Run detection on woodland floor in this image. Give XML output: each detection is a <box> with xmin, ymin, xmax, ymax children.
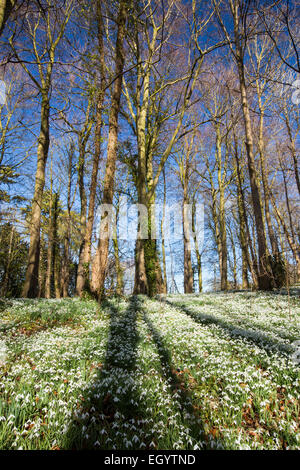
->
<box><xmin>0</xmin><ymin>291</ymin><xmax>299</xmax><ymax>450</ymax></box>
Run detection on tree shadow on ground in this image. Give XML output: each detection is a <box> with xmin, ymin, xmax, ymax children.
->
<box><xmin>163</xmin><ymin>298</ymin><xmax>300</xmax><ymax>450</ymax></box>
<box><xmin>166</xmin><ymin>299</ymin><xmax>295</xmax><ymax>356</ymax></box>
<box><xmin>62</xmin><ymin>295</ymin><xmax>224</xmax><ymax>450</ymax></box>
<box><xmin>138</xmin><ymin>297</ymin><xmax>224</xmax><ymax>450</ymax></box>
<box><xmin>63</xmin><ymin>296</ymin><xmax>145</xmax><ymax>449</ymax></box>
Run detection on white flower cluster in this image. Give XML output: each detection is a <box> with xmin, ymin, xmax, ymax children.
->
<box><xmin>0</xmin><ymin>293</ymin><xmax>299</xmax><ymax>450</ymax></box>
<box><xmin>0</xmin><ymin>340</ymin><xmax>7</xmax><ymax>366</ymax></box>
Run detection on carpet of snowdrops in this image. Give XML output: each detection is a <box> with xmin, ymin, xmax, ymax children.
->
<box><xmin>0</xmin><ymin>292</ymin><xmax>299</xmax><ymax>450</ymax></box>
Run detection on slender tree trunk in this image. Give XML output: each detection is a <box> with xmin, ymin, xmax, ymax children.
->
<box><xmin>92</xmin><ymin>0</ymin><xmax>127</xmax><ymax>300</ymax></box>
<box><xmin>183</xmin><ymin>189</ymin><xmax>193</xmax><ymax>294</ymax></box>
<box><xmin>76</xmin><ymin>0</ymin><xmax>106</xmax><ymax>297</ymax></box>
<box><xmin>257</xmin><ymin>96</ymin><xmax>279</xmax><ymax>261</ymax></box>
<box><xmin>210</xmin><ymin>186</ymin><xmax>224</xmax><ymax>289</ymax></box>
<box><xmin>112</xmin><ymin>198</ymin><xmax>124</xmax><ymax>296</ymax></box>
<box><xmin>45</xmin><ymin>187</ymin><xmax>54</xmax><ymax>299</ymax></box>
<box><xmin>215</xmin><ymin>126</ymin><xmax>228</xmax><ymax>291</ymax></box>
<box><xmin>217</xmin><ymin>147</ymin><xmax>227</xmax><ymax>289</ymax></box>
<box><xmin>161</xmin><ymin>237</ymin><xmax>167</xmax><ymax>293</ymax></box>
<box><xmin>229</xmin><ymin>0</ymin><xmax>272</xmax><ymax>290</ymax></box>
<box><xmin>230</xmin><ymin>228</ymin><xmax>237</xmax><ymax>289</ymax></box>
<box><xmin>237</xmin><ymin>60</ymin><xmax>272</xmax><ymax>289</ymax></box>
<box><xmin>133</xmin><ymin>179</ymin><xmax>148</xmax><ymax>294</ymax></box>
<box><xmin>113</xmin><ymin>237</ymin><xmax>124</xmax><ymax>296</ymax></box>
<box><xmin>38</xmin><ymin>231</ymin><xmax>46</xmax><ymax>298</ymax></box>
<box><xmin>192</xmin><ymin>198</ymin><xmax>202</xmax><ymax>292</ymax></box>
<box><xmin>161</xmin><ymin>168</ymin><xmax>167</xmax><ymax>293</ymax></box>
<box><xmin>53</xmin><ymin>194</ymin><xmax>61</xmax><ymax>298</ymax></box>
<box><xmin>80</xmin><ymin>96</ymin><xmax>103</xmax><ymax>291</ymax></box>
<box><xmin>234</xmin><ymin>138</ymin><xmax>258</xmax><ymax>288</ymax></box>
<box><xmin>238</xmin><ymin>193</ymin><xmax>250</xmax><ymax>290</ymax></box>
<box><xmin>75</xmin><ymin>138</ymin><xmax>88</xmax><ymax>295</ymax></box>
<box><xmin>236</xmin><ymin>172</ymin><xmax>249</xmax><ymax>289</ymax></box>
<box><xmin>22</xmin><ymin>94</ymin><xmax>50</xmax><ymax>297</ymax></box>
<box><xmin>0</xmin><ymin>225</ymin><xmax>14</xmax><ymax>296</ymax></box>
<box><xmin>61</xmin><ymin>222</ymin><xmax>70</xmax><ymax>297</ymax></box>
<box><xmin>61</xmin><ymin>147</ymin><xmax>72</xmax><ymax>298</ymax></box>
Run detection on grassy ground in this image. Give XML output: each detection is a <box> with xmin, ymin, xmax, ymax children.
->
<box><xmin>0</xmin><ymin>292</ymin><xmax>299</xmax><ymax>450</ymax></box>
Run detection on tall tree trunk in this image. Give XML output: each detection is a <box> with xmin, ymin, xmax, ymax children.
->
<box><xmin>133</xmin><ymin>35</ymin><xmax>152</xmax><ymax>296</ymax></box>
<box><xmin>38</xmin><ymin>230</ymin><xmax>46</xmax><ymax>298</ymax></box>
<box><xmin>144</xmin><ymin>230</ymin><xmax>165</xmax><ymax>296</ymax></box>
<box><xmin>229</xmin><ymin>0</ymin><xmax>272</xmax><ymax>290</ymax></box>
<box><xmin>210</xmin><ymin>183</ymin><xmax>227</xmax><ymax>290</ymax></box>
<box><xmin>237</xmin><ymin>64</ymin><xmax>271</xmax><ymax>289</ymax></box>
<box><xmin>143</xmin><ymin>161</ymin><xmax>165</xmax><ymax>297</ymax></box>
<box><xmin>134</xmin><ymin>238</ymin><xmax>148</xmax><ymax>295</ymax></box>
<box><xmin>22</xmin><ymin>94</ymin><xmax>50</xmax><ymax>297</ymax></box>
<box><xmin>238</xmin><ymin>190</ymin><xmax>250</xmax><ymax>290</ymax></box>
<box><xmin>112</xmin><ymin>198</ymin><xmax>124</xmax><ymax>296</ymax></box>
<box><xmin>219</xmin><ymin>211</ymin><xmax>227</xmax><ymax>290</ymax></box>
<box><xmin>45</xmin><ymin>186</ymin><xmax>54</xmax><ymax>299</ymax></box>
<box><xmin>61</xmin><ymin>231</ymin><xmax>70</xmax><ymax>298</ymax></box>
<box><xmin>192</xmin><ymin>199</ymin><xmax>202</xmax><ymax>293</ymax></box>
<box><xmin>236</xmin><ymin>171</ymin><xmax>249</xmax><ymax>289</ymax></box>
<box><xmin>257</xmin><ymin>93</ymin><xmax>279</xmax><ymax>262</ymax></box>
<box><xmin>161</xmin><ymin>236</ymin><xmax>167</xmax><ymax>293</ymax></box>
<box><xmin>216</xmin><ymin>129</ymin><xmax>228</xmax><ymax>291</ymax></box>
<box><xmin>229</xmin><ymin>227</ymin><xmax>237</xmax><ymax>289</ymax></box>
<box><xmin>61</xmin><ymin>146</ymin><xmax>72</xmax><ymax>298</ymax></box>
<box><xmin>76</xmin><ymin>0</ymin><xmax>105</xmax><ymax>296</ymax></box>
<box><xmin>52</xmin><ymin>194</ymin><xmax>61</xmax><ymax>298</ymax></box>
<box><xmin>183</xmin><ymin>190</ymin><xmax>193</xmax><ymax>294</ymax></box>
<box><xmin>234</xmin><ymin>138</ymin><xmax>258</xmax><ymax>288</ymax></box>
<box><xmin>113</xmin><ymin>234</ymin><xmax>124</xmax><ymax>296</ymax></box>
<box><xmin>0</xmin><ymin>225</ymin><xmax>14</xmax><ymax>296</ymax></box>
<box><xmin>75</xmin><ymin>137</ymin><xmax>88</xmax><ymax>295</ymax></box>
<box><xmin>133</xmin><ymin>169</ymin><xmax>149</xmax><ymax>294</ymax></box>
<box><xmin>161</xmin><ymin>168</ymin><xmax>167</xmax><ymax>293</ymax></box>
<box><xmin>92</xmin><ymin>0</ymin><xmax>127</xmax><ymax>300</ymax></box>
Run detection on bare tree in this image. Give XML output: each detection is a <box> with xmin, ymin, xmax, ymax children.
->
<box><xmin>7</xmin><ymin>0</ymin><xmax>75</xmax><ymax>297</ymax></box>
<box><xmin>213</xmin><ymin>0</ymin><xmax>273</xmax><ymax>289</ymax></box>
<box><xmin>91</xmin><ymin>0</ymin><xmax>127</xmax><ymax>300</ymax></box>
